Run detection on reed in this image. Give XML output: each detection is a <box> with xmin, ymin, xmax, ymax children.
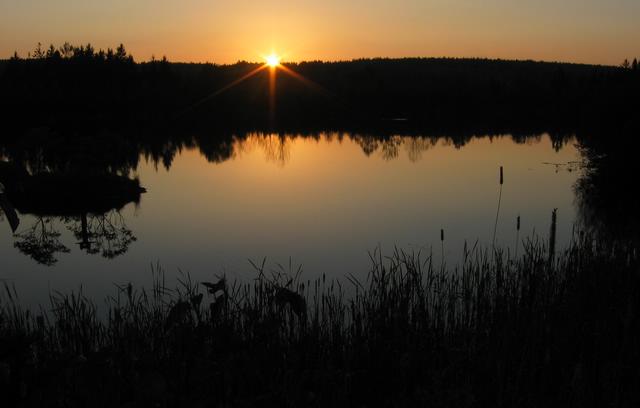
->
<box><xmin>492</xmin><ymin>166</ymin><xmax>504</xmax><ymax>248</ymax></box>
<box><xmin>1</xmin><ymin>234</ymin><xmax>639</xmax><ymax>407</ymax></box>
<box><xmin>514</xmin><ymin>214</ymin><xmax>521</xmax><ymax>258</ymax></box>
<box><xmin>549</xmin><ymin>208</ymin><xmax>558</xmax><ymax>263</ymax></box>
<box><xmin>440</xmin><ymin>228</ymin><xmax>445</xmax><ymax>271</ymax></box>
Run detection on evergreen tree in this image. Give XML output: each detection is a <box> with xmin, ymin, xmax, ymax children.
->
<box><xmin>85</xmin><ymin>43</ymin><xmax>95</xmax><ymax>59</ymax></box>
<box><xmin>32</xmin><ymin>42</ymin><xmax>44</xmax><ymax>59</ymax></box>
<box><xmin>115</xmin><ymin>44</ymin><xmax>128</xmax><ymax>61</ymax></box>
<box><xmin>46</xmin><ymin>44</ymin><xmax>60</xmax><ymax>59</ymax></box>
<box><xmin>60</xmin><ymin>42</ymin><xmax>74</xmax><ymax>58</ymax></box>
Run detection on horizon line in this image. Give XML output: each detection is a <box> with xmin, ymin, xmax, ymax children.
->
<box><xmin>0</xmin><ymin>53</ymin><xmax>622</xmax><ymax>68</ymax></box>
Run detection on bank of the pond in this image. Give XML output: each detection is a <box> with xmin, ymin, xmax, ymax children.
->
<box><xmin>1</xmin><ymin>236</ymin><xmax>639</xmax><ymax>407</ymax></box>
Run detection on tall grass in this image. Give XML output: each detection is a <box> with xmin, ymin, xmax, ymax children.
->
<box><xmin>1</xmin><ymin>234</ymin><xmax>639</xmax><ymax>407</ymax></box>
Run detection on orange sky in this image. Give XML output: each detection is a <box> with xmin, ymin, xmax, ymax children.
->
<box><xmin>1</xmin><ymin>0</ymin><xmax>639</xmax><ymax>65</ymax></box>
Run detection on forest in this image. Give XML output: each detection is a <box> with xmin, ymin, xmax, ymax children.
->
<box><xmin>1</xmin><ymin>43</ymin><xmax>639</xmax><ymax>136</ymax></box>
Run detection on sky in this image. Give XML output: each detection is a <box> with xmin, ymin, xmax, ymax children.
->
<box><xmin>0</xmin><ymin>0</ymin><xmax>638</xmax><ymax>65</ymax></box>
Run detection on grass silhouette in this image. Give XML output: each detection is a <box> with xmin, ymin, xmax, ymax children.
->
<box><xmin>1</xmin><ymin>232</ymin><xmax>639</xmax><ymax>407</ymax></box>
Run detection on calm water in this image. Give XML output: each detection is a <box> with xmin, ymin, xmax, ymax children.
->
<box><xmin>1</xmin><ymin>132</ymin><xmax>582</xmax><ymax>306</ymax></box>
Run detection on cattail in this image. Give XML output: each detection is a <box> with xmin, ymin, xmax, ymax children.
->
<box><xmin>549</xmin><ymin>208</ymin><xmax>557</xmax><ymax>262</ymax></box>
<box><xmin>440</xmin><ymin>229</ymin><xmax>445</xmax><ymax>272</ymax></box>
<box><xmin>514</xmin><ymin>215</ymin><xmax>521</xmax><ymax>259</ymax></box>
<box><xmin>492</xmin><ymin>166</ymin><xmax>504</xmax><ymax>248</ymax></box>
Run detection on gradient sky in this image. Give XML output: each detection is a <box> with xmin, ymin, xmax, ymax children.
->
<box><xmin>1</xmin><ymin>0</ymin><xmax>638</xmax><ymax>65</ymax></box>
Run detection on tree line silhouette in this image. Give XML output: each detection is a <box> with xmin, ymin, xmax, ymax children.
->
<box><xmin>1</xmin><ymin>42</ymin><xmax>639</xmax><ymax>134</ymax></box>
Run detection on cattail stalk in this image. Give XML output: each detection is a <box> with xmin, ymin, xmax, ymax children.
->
<box><xmin>492</xmin><ymin>166</ymin><xmax>504</xmax><ymax>249</ymax></box>
<box><xmin>514</xmin><ymin>215</ymin><xmax>521</xmax><ymax>259</ymax></box>
<box><xmin>549</xmin><ymin>208</ymin><xmax>557</xmax><ymax>263</ymax></box>
<box><xmin>440</xmin><ymin>229</ymin><xmax>445</xmax><ymax>272</ymax></box>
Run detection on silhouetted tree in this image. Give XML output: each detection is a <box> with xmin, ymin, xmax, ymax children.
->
<box><xmin>31</xmin><ymin>42</ymin><xmax>44</xmax><ymax>59</ymax></box>
<box><xmin>46</xmin><ymin>44</ymin><xmax>60</xmax><ymax>59</ymax></box>
<box><xmin>115</xmin><ymin>43</ymin><xmax>133</xmax><ymax>63</ymax></box>
<box><xmin>60</xmin><ymin>42</ymin><xmax>74</xmax><ymax>58</ymax></box>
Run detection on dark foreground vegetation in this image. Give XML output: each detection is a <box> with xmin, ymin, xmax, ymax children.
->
<box><xmin>1</xmin><ymin>235</ymin><xmax>639</xmax><ymax>407</ymax></box>
<box><xmin>1</xmin><ymin>43</ymin><xmax>639</xmax><ymax>134</ymax></box>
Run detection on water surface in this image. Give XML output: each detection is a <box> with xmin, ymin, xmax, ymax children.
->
<box><xmin>0</xmin><ymin>132</ymin><xmax>582</xmax><ymax>305</ymax></box>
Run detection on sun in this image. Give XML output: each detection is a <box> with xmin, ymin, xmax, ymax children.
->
<box><xmin>265</xmin><ymin>53</ymin><xmax>281</xmax><ymax>68</ymax></box>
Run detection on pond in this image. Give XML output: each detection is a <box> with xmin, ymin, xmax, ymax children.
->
<box><xmin>1</xmin><ymin>131</ymin><xmax>583</xmax><ymax>306</ymax></box>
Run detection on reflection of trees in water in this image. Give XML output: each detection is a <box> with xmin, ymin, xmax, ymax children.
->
<box><xmin>11</xmin><ymin>210</ymin><xmax>135</xmax><ymax>266</ymax></box>
<box><xmin>509</xmin><ymin>133</ymin><xmax>543</xmax><ymax>146</ymax></box>
<box><xmin>404</xmin><ymin>137</ymin><xmax>438</xmax><ymax>162</ymax></box>
<box><xmin>352</xmin><ymin>135</ymin><xmax>404</xmax><ymax>160</ymax></box>
<box><xmin>318</xmin><ymin>131</ymin><xmax>345</xmax><ymax>145</ymax></box>
<box><xmin>142</xmin><ymin>139</ymin><xmax>191</xmax><ymax>171</ymax></box>
<box><xmin>2</xmin><ymin>130</ymin><xmax>143</xmax><ymax>176</ymax></box>
<box><xmin>235</xmin><ymin>133</ymin><xmax>293</xmax><ymax>166</ymax></box>
<box><xmin>353</xmin><ymin>135</ymin><xmax>438</xmax><ymax>162</ymax></box>
<box><xmin>353</xmin><ymin>136</ymin><xmax>379</xmax><ymax>157</ymax></box>
<box><xmin>220</xmin><ymin>131</ymin><xmax>440</xmax><ymax>165</ymax></box>
<box><xmin>13</xmin><ymin>217</ymin><xmax>70</xmax><ymax>266</ymax></box>
<box><xmin>2</xmin><ymin>129</ymin><xmax>578</xmax><ymax>174</ymax></box>
<box><xmin>197</xmin><ymin>137</ymin><xmax>234</xmax><ymax>164</ymax></box>
<box><xmin>66</xmin><ymin>210</ymin><xmax>136</xmax><ymax>259</ymax></box>
<box><xmin>350</xmin><ymin>132</ymin><xmax>576</xmax><ymax>162</ymax></box>
<box><xmin>574</xmin><ymin>141</ymin><xmax>640</xmax><ymax>244</ymax></box>
<box><xmin>233</xmin><ymin>131</ymin><xmax>445</xmax><ymax>165</ymax></box>
<box><xmin>509</xmin><ymin>132</ymin><xmax>575</xmax><ymax>152</ymax></box>
<box><xmin>379</xmin><ymin>136</ymin><xmax>403</xmax><ymax>161</ymax></box>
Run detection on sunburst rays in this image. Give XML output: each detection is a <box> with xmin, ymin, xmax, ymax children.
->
<box><xmin>178</xmin><ymin>55</ymin><xmax>330</xmax><ymax>124</ymax></box>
